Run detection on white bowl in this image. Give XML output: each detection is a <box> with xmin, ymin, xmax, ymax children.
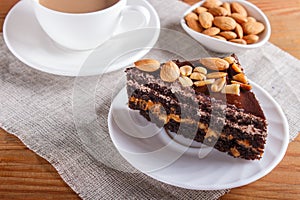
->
<box><xmin>181</xmin><ymin>0</ymin><xmax>271</xmax><ymax>53</ymax></box>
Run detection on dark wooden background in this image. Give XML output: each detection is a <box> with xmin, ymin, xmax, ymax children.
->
<box><xmin>0</xmin><ymin>0</ymin><xmax>299</xmax><ymax>199</ymax></box>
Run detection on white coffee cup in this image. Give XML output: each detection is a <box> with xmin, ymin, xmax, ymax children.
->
<box><xmin>32</xmin><ymin>0</ymin><xmax>151</xmax><ymax>50</ymax></box>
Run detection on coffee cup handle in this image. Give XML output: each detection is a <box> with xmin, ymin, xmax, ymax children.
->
<box><xmin>113</xmin><ymin>5</ymin><xmax>151</xmax><ymax>36</ymax></box>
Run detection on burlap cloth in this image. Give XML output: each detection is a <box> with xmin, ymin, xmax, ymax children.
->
<box><xmin>0</xmin><ymin>0</ymin><xmax>299</xmax><ymax>199</ymax></box>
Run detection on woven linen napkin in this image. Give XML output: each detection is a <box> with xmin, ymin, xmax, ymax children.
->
<box><xmin>0</xmin><ymin>0</ymin><xmax>299</xmax><ymax>200</ymax></box>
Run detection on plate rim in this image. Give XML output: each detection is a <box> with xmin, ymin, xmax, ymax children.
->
<box><xmin>3</xmin><ymin>0</ymin><xmax>161</xmax><ymax>76</ymax></box>
<box><xmin>108</xmin><ymin>80</ymin><xmax>289</xmax><ymax>190</ymax></box>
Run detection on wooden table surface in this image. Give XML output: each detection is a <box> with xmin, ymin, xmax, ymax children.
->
<box><xmin>0</xmin><ymin>0</ymin><xmax>299</xmax><ymax>199</ymax></box>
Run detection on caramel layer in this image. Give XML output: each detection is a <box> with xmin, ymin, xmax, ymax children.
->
<box><xmin>129</xmin><ymin>97</ymin><xmax>256</xmax><ymax>150</ymax></box>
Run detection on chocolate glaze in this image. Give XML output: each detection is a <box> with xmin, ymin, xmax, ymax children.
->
<box><xmin>173</xmin><ymin>56</ymin><xmax>266</xmax><ymax>119</ymax></box>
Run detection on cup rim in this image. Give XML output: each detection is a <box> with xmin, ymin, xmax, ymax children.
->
<box><xmin>33</xmin><ymin>0</ymin><xmax>124</xmax><ymax>16</ymax></box>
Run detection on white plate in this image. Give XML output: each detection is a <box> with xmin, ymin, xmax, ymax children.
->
<box><xmin>108</xmin><ymin>81</ymin><xmax>289</xmax><ymax>190</ymax></box>
<box><xmin>3</xmin><ymin>0</ymin><xmax>160</xmax><ymax>76</ymax></box>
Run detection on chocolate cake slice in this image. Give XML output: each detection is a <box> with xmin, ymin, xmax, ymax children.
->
<box><xmin>125</xmin><ymin>54</ymin><xmax>267</xmax><ymax>160</ymax></box>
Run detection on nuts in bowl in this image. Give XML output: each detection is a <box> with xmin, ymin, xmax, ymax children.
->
<box><xmin>181</xmin><ymin>0</ymin><xmax>271</xmax><ymax>53</ymax></box>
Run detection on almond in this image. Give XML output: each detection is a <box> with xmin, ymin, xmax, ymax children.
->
<box><xmin>179</xmin><ymin>77</ymin><xmax>193</xmax><ymax>87</ymax></box>
<box><xmin>222</xmin><ymin>2</ymin><xmax>231</xmax><ymax>15</ymax></box>
<box><xmin>231</xmin><ymin>63</ymin><xmax>242</xmax><ymax>73</ymax></box>
<box><xmin>160</xmin><ymin>61</ymin><xmax>180</xmax><ymax>82</ymax></box>
<box><xmin>231</xmin><ymin>2</ymin><xmax>248</xmax><ymax>17</ymax></box>
<box><xmin>134</xmin><ymin>59</ymin><xmax>160</xmax><ymax>72</ymax></box>
<box><xmin>185</xmin><ymin>13</ymin><xmax>204</xmax><ymax>33</ymax></box>
<box><xmin>230</xmin><ymin>38</ymin><xmax>247</xmax><ymax>45</ymax></box>
<box><xmin>184</xmin><ymin>12</ymin><xmax>198</xmax><ymax>21</ymax></box>
<box><xmin>233</xmin><ymin>73</ymin><xmax>248</xmax><ymax>84</ymax></box>
<box><xmin>193</xmin><ymin>66</ymin><xmax>207</xmax><ymax>74</ymax></box>
<box><xmin>190</xmin><ymin>72</ymin><xmax>206</xmax><ymax>81</ymax></box>
<box><xmin>219</xmin><ymin>31</ymin><xmax>237</xmax><ymax>40</ymax></box>
<box><xmin>235</xmin><ymin>23</ymin><xmax>243</xmax><ymax>39</ymax></box>
<box><xmin>231</xmin><ymin>80</ymin><xmax>252</xmax><ymax>91</ymax></box>
<box><xmin>230</xmin><ymin>13</ymin><xmax>248</xmax><ymax>24</ymax></box>
<box><xmin>202</xmin><ymin>0</ymin><xmax>223</xmax><ymax>9</ymax></box>
<box><xmin>180</xmin><ymin>65</ymin><xmax>193</xmax><ymax>76</ymax></box>
<box><xmin>200</xmin><ymin>57</ymin><xmax>230</xmax><ymax>71</ymax></box>
<box><xmin>247</xmin><ymin>16</ymin><xmax>257</xmax><ymax>23</ymax></box>
<box><xmin>212</xmin><ymin>35</ymin><xmax>227</xmax><ymax>41</ymax></box>
<box><xmin>240</xmin><ymin>84</ymin><xmax>252</xmax><ymax>91</ymax></box>
<box><xmin>194</xmin><ymin>6</ymin><xmax>208</xmax><ymax>14</ymax></box>
<box><xmin>199</xmin><ymin>12</ymin><xmax>214</xmax><ymax>29</ymax></box>
<box><xmin>223</xmin><ymin>56</ymin><xmax>236</xmax><ymax>65</ymax></box>
<box><xmin>214</xmin><ymin>16</ymin><xmax>237</xmax><ymax>31</ymax></box>
<box><xmin>243</xmin><ymin>34</ymin><xmax>259</xmax><ymax>44</ymax></box>
<box><xmin>243</xmin><ymin>21</ymin><xmax>265</xmax><ymax>35</ymax></box>
<box><xmin>202</xmin><ymin>27</ymin><xmax>220</xmax><ymax>36</ymax></box>
<box><xmin>208</xmin><ymin>7</ymin><xmax>228</xmax><ymax>16</ymax></box>
<box><xmin>211</xmin><ymin>77</ymin><xmax>226</xmax><ymax>92</ymax></box>
<box><xmin>206</xmin><ymin>72</ymin><xmax>228</xmax><ymax>79</ymax></box>
<box><xmin>221</xmin><ymin>84</ymin><xmax>241</xmax><ymax>95</ymax></box>
<box><xmin>187</xmin><ymin>19</ymin><xmax>204</xmax><ymax>33</ymax></box>
<box><xmin>194</xmin><ymin>79</ymin><xmax>215</xmax><ymax>87</ymax></box>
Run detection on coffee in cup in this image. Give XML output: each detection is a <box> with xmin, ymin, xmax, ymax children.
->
<box><xmin>33</xmin><ymin>0</ymin><xmax>150</xmax><ymax>50</ymax></box>
<box><xmin>38</xmin><ymin>0</ymin><xmax>119</xmax><ymax>14</ymax></box>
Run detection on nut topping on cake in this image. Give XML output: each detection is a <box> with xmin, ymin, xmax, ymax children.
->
<box><xmin>223</xmin><ymin>56</ymin><xmax>235</xmax><ymax>64</ymax></box>
<box><xmin>134</xmin><ymin>59</ymin><xmax>160</xmax><ymax>72</ymax></box>
<box><xmin>160</xmin><ymin>61</ymin><xmax>180</xmax><ymax>82</ymax></box>
<box><xmin>194</xmin><ymin>79</ymin><xmax>215</xmax><ymax>87</ymax></box>
<box><xmin>190</xmin><ymin>72</ymin><xmax>206</xmax><ymax>81</ymax></box>
<box><xmin>179</xmin><ymin>77</ymin><xmax>194</xmax><ymax>87</ymax></box>
<box><xmin>233</xmin><ymin>73</ymin><xmax>248</xmax><ymax>84</ymax></box>
<box><xmin>206</xmin><ymin>72</ymin><xmax>227</xmax><ymax>79</ymax></box>
<box><xmin>221</xmin><ymin>84</ymin><xmax>241</xmax><ymax>95</ymax></box>
<box><xmin>231</xmin><ymin>62</ymin><xmax>242</xmax><ymax>73</ymax></box>
<box><xmin>180</xmin><ymin>65</ymin><xmax>193</xmax><ymax>76</ymax></box>
<box><xmin>193</xmin><ymin>66</ymin><xmax>208</xmax><ymax>74</ymax></box>
<box><xmin>132</xmin><ymin>54</ymin><xmax>254</xmax><ymax>95</ymax></box>
<box><xmin>231</xmin><ymin>81</ymin><xmax>252</xmax><ymax>91</ymax></box>
<box><xmin>200</xmin><ymin>57</ymin><xmax>230</xmax><ymax>71</ymax></box>
<box><xmin>211</xmin><ymin>77</ymin><xmax>226</xmax><ymax>92</ymax></box>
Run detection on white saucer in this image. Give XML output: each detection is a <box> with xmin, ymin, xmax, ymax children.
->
<box><xmin>3</xmin><ymin>0</ymin><xmax>160</xmax><ymax>76</ymax></box>
<box><xmin>108</xmin><ymin>81</ymin><xmax>289</xmax><ymax>190</ymax></box>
